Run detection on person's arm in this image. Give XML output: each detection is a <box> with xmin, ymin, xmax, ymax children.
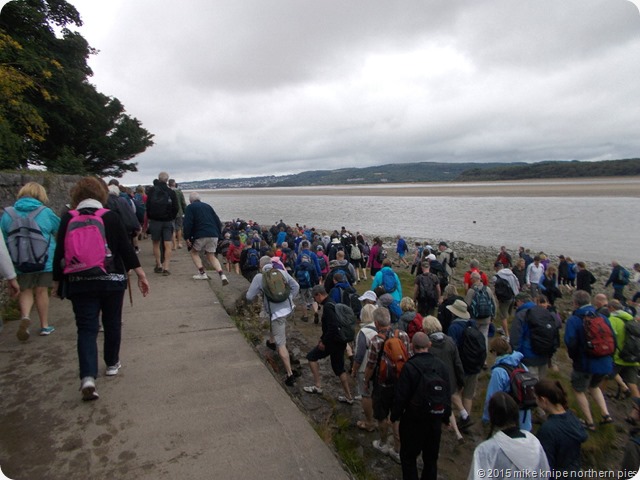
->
<box><xmin>133</xmin><ymin>266</ymin><xmax>149</xmax><ymax>297</ymax></box>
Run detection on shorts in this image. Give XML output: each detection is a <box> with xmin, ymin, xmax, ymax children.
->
<box><xmin>297</xmin><ymin>288</ymin><xmax>313</xmax><ymax>308</ymax></box>
<box><xmin>270</xmin><ymin>316</ymin><xmax>288</xmax><ymax>348</ymax></box>
<box><xmin>355</xmin><ymin>372</ymin><xmax>371</xmax><ymax>398</ymax></box>
<box><xmin>192</xmin><ymin>237</ymin><xmax>218</xmax><ymax>254</ymax></box>
<box><xmin>524</xmin><ymin>364</ymin><xmax>548</xmax><ymax>381</ymax></box>
<box><xmin>351</xmin><ymin>258</ymin><xmax>365</xmax><ymax>268</ymax></box>
<box><xmin>306</xmin><ymin>341</ymin><xmax>346</xmax><ymax>376</ymax></box>
<box><xmin>372</xmin><ymin>384</ymin><xmax>395</xmax><ymax>420</ymax></box>
<box><xmin>17</xmin><ymin>272</ymin><xmax>53</xmax><ymax>289</ymax></box>
<box><xmin>496</xmin><ymin>299</ymin><xmax>513</xmax><ymax>321</ymax></box>
<box><xmin>613</xmin><ymin>365</ymin><xmax>639</xmax><ymax>386</ymax></box>
<box><xmin>571</xmin><ymin>371</ymin><xmax>606</xmax><ymax>392</ymax></box>
<box><xmin>461</xmin><ymin>373</ymin><xmax>479</xmax><ymax>400</ymax></box>
<box><xmin>148</xmin><ymin>220</ymin><xmax>174</xmax><ymax>242</ymax></box>
<box><xmin>174</xmin><ymin>216</ymin><xmax>184</xmax><ymax>229</ymax></box>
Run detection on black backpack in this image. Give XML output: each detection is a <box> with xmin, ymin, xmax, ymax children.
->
<box><xmin>417</xmin><ymin>273</ymin><xmax>439</xmax><ymax>303</ymax></box>
<box><xmin>430</xmin><ymin>260</ymin><xmax>449</xmax><ymax>289</ymax></box>
<box><xmin>146</xmin><ymin>186</ymin><xmax>172</xmax><ymax>220</ymax></box>
<box><xmin>408</xmin><ymin>362</ymin><xmax>451</xmax><ymax>417</ymax></box>
<box><xmin>620</xmin><ymin>320</ymin><xmax>640</xmax><ymax>363</ymax></box>
<box><xmin>459</xmin><ymin>321</ymin><xmax>487</xmax><ymax>375</ymax></box>
<box><xmin>525</xmin><ymin>305</ymin><xmax>559</xmax><ymax>357</ymax></box>
<box><xmin>494</xmin><ymin>276</ymin><xmax>514</xmax><ymax>302</ymax></box>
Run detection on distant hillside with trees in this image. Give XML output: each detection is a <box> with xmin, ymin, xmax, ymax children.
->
<box><xmin>181</xmin><ymin>158</ymin><xmax>640</xmax><ymax>190</ymax></box>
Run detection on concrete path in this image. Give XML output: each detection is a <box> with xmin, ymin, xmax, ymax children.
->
<box><xmin>0</xmin><ymin>240</ymin><xmax>350</xmax><ymax>480</ymax></box>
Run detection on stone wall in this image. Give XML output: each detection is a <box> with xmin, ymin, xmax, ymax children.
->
<box><xmin>0</xmin><ymin>172</ymin><xmax>82</xmax><ymax>216</ymax></box>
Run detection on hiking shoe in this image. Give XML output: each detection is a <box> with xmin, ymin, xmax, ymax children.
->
<box><xmin>388</xmin><ymin>449</ymin><xmax>401</xmax><ymax>464</ymax></box>
<box><xmin>221</xmin><ymin>274</ymin><xmax>229</xmax><ymax>286</ymax></box>
<box><xmin>162</xmin><ymin>270</ymin><xmax>171</xmax><ymax>276</ymax></box>
<box><xmin>284</xmin><ymin>374</ymin><xmax>296</xmax><ymax>386</ymax></box>
<box><xmin>266</xmin><ymin>339</ymin><xmax>277</xmax><ymax>351</ymax></box>
<box><xmin>80</xmin><ymin>377</ymin><xmax>99</xmax><ymax>401</ymax></box>
<box><xmin>303</xmin><ymin>386</ymin><xmax>323</xmax><ymax>394</ymax></box>
<box><xmin>106</xmin><ymin>362</ymin><xmax>121</xmax><ymax>376</ymax></box>
<box><xmin>337</xmin><ymin>395</ymin><xmax>354</xmax><ymax>405</ymax></box>
<box><xmin>17</xmin><ymin>318</ymin><xmax>31</xmax><ymax>342</ymax></box>
<box><xmin>39</xmin><ymin>326</ymin><xmax>55</xmax><ymax>336</ymax></box>
<box><xmin>154</xmin><ymin>266</ymin><xmax>163</xmax><ymax>274</ymax></box>
<box><xmin>372</xmin><ymin>440</ymin><xmax>390</xmax><ymax>455</ymax></box>
<box><xmin>313</xmin><ymin>312</ymin><xmax>320</xmax><ymax>324</ymax></box>
<box><xmin>458</xmin><ymin>416</ymin><xmax>474</xmax><ymax>431</ymax></box>
<box><xmin>193</xmin><ymin>272</ymin><xmax>209</xmax><ymax>280</ymax></box>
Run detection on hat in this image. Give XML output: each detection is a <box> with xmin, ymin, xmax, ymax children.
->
<box><xmin>446</xmin><ymin>299</ymin><xmax>470</xmax><ymax>319</ymax></box>
<box><xmin>259</xmin><ymin>256</ymin><xmax>272</xmax><ymax>269</ymax></box>
<box><xmin>377</xmin><ymin>293</ymin><xmax>394</xmax><ymax>307</ymax></box>
<box><xmin>331</xmin><ymin>238</ymin><xmax>341</xmax><ymax>245</ymax></box>
<box><xmin>426</xmin><ymin>253</ymin><xmax>436</xmax><ymax>261</ymax></box>
<box><xmin>439</xmin><ymin>241</ymin><xmax>448</xmax><ymax>247</ymax></box>
<box><xmin>316</xmin><ymin>245</ymin><xmax>324</xmax><ymax>250</ymax></box>
<box><xmin>358</xmin><ymin>290</ymin><xmax>377</xmax><ymax>302</ymax></box>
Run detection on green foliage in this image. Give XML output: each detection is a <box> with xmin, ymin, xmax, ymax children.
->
<box><xmin>0</xmin><ymin>0</ymin><xmax>154</xmax><ymax>176</ymax></box>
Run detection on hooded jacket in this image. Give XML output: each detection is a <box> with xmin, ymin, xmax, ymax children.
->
<box><xmin>428</xmin><ymin>332</ymin><xmax>465</xmax><ymax>392</ymax></box>
<box><xmin>482</xmin><ymin>351</ymin><xmax>532</xmax><ymax>431</ymax></box>
<box><xmin>535</xmin><ymin>410</ymin><xmax>587</xmax><ymax>472</ymax></box>
<box><xmin>371</xmin><ymin>266</ymin><xmax>403</xmax><ymax>302</ymax></box>
<box><xmin>564</xmin><ymin>304</ymin><xmax>615</xmax><ymax>374</ymax></box>
<box><xmin>609</xmin><ymin>309</ymin><xmax>640</xmax><ymax>367</ymax></box>
<box><xmin>510</xmin><ymin>301</ymin><xmax>549</xmax><ymax>367</ymax></box>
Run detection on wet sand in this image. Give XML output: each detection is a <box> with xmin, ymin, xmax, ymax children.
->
<box><xmin>203</xmin><ymin>177</ymin><xmax>640</xmax><ymax>197</ymax></box>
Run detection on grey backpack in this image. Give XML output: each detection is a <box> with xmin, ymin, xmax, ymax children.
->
<box><xmin>4</xmin><ymin>206</ymin><xmax>49</xmax><ymax>273</ymax></box>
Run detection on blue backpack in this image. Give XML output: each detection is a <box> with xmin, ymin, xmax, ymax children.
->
<box><xmin>381</xmin><ymin>269</ymin><xmax>397</xmax><ymax>294</ymax></box>
<box><xmin>244</xmin><ymin>248</ymin><xmax>259</xmax><ymax>270</ymax></box>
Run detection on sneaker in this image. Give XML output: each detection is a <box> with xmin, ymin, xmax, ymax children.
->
<box><xmin>39</xmin><ymin>326</ymin><xmax>55</xmax><ymax>336</ymax></box>
<box><xmin>162</xmin><ymin>270</ymin><xmax>171</xmax><ymax>276</ymax></box>
<box><xmin>303</xmin><ymin>385</ymin><xmax>323</xmax><ymax>394</ymax></box>
<box><xmin>388</xmin><ymin>449</ymin><xmax>401</xmax><ymax>464</ymax></box>
<box><xmin>337</xmin><ymin>395</ymin><xmax>354</xmax><ymax>405</ymax></box>
<box><xmin>105</xmin><ymin>362</ymin><xmax>122</xmax><ymax>376</ymax></box>
<box><xmin>284</xmin><ymin>374</ymin><xmax>296</xmax><ymax>386</ymax></box>
<box><xmin>221</xmin><ymin>274</ymin><xmax>229</xmax><ymax>286</ymax></box>
<box><xmin>134</xmin><ymin>247</ymin><xmax>140</xmax><ymax>254</ymax></box>
<box><xmin>458</xmin><ymin>415</ymin><xmax>475</xmax><ymax>431</ymax></box>
<box><xmin>17</xmin><ymin>317</ymin><xmax>31</xmax><ymax>342</ymax></box>
<box><xmin>80</xmin><ymin>377</ymin><xmax>99</xmax><ymax>401</ymax></box>
<box><xmin>372</xmin><ymin>440</ymin><xmax>390</xmax><ymax>455</ymax></box>
<box><xmin>193</xmin><ymin>272</ymin><xmax>209</xmax><ymax>280</ymax></box>
<box><xmin>154</xmin><ymin>266</ymin><xmax>163</xmax><ymax>274</ymax></box>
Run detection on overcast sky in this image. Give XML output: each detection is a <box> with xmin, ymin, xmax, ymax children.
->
<box><xmin>13</xmin><ymin>1</ymin><xmax>640</xmax><ymax>184</ymax></box>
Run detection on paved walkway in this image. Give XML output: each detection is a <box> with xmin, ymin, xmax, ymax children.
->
<box><xmin>0</xmin><ymin>240</ymin><xmax>350</xmax><ymax>480</ymax></box>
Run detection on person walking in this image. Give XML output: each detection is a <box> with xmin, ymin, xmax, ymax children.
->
<box><xmin>1</xmin><ymin>182</ymin><xmax>60</xmax><ymax>340</ymax></box>
<box><xmin>52</xmin><ymin>177</ymin><xmax>150</xmax><ymax>401</ymax></box>
<box><xmin>145</xmin><ymin>172</ymin><xmax>178</xmax><ymax>275</ymax></box>
<box><xmin>182</xmin><ymin>192</ymin><xmax>229</xmax><ymax>285</ymax></box>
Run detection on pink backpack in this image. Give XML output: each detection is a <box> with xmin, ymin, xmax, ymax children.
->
<box><xmin>63</xmin><ymin>208</ymin><xmax>113</xmax><ymax>276</ymax></box>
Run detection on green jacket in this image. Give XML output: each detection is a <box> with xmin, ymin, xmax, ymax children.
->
<box><xmin>610</xmin><ymin>309</ymin><xmax>640</xmax><ymax>366</ymax></box>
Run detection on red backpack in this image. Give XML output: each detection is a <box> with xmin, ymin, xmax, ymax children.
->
<box><xmin>582</xmin><ymin>312</ymin><xmax>615</xmax><ymax>358</ymax></box>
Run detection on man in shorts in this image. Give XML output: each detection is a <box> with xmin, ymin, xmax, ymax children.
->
<box><xmin>182</xmin><ymin>192</ymin><xmax>228</xmax><ymax>285</ymax></box>
<box><xmin>168</xmin><ymin>179</ymin><xmax>187</xmax><ymax>250</ymax></box>
<box><xmin>564</xmin><ymin>290</ymin><xmax>614</xmax><ymax>431</ymax></box>
<box><xmin>303</xmin><ymin>285</ymin><xmax>354</xmax><ymax>403</ymax></box>
<box><xmin>145</xmin><ymin>172</ymin><xmax>179</xmax><ymax>275</ymax></box>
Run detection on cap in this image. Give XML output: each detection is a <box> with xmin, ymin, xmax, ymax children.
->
<box><xmin>426</xmin><ymin>254</ymin><xmax>436</xmax><ymax>261</ymax></box>
<box><xmin>358</xmin><ymin>290</ymin><xmax>377</xmax><ymax>302</ymax></box>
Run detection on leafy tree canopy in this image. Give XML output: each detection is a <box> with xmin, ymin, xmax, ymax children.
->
<box><xmin>0</xmin><ymin>0</ymin><xmax>154</xmax><ymax>176</ymax></box>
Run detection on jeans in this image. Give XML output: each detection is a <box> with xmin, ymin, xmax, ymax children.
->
<box><xmin>71</xmin><ymin>290</ymin><xmax>125</xmax><ymax>379</ymax></box>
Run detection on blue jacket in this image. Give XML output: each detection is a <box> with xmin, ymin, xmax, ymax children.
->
<box><xmin>510</xmin><ymin>301</ymin><xmax>548</xmax><ymax>367</ymax></box>
<box><xmin>371</xmin><ymin>266</ymin><xmax>403</xmax><ymax>302</ymax></box>
<box><xmin>294</xmin><ymin>248</ymin><xmax>321</xmax><ymax>278</ymax></box>
<box><xmin>183</xmin><ymin>200</ymin><xmax>222</xmax><ymax>240</ymax></box>
<box><xmin>1</xmin><ymin>197</ymin><xmax>60</xmax><ymax>273</ymax></box>
<box><xmin>482</xmin><ymin>351</ymin><xmax>532</xmax><ymax>431</ymax></box>
<box><xmin>564</xmin><ymin>305</ymin><xmax>614</xmax><ymax>374</ymax></box>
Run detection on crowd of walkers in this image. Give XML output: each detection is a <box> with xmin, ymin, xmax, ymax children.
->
<box><xmin>1</xmin><ymin>172</ymin><xmax>639</xmax><ymax>479</ymax></box>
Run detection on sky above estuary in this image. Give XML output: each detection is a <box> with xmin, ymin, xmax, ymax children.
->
<box><xmin>5</xmin><ymin>0</ymin><xmax>640</xmax><ymax>185</ymax></box>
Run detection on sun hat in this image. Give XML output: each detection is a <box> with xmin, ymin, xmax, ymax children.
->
<box><xmin>426</xmin><ymin>254</ymin><xmax>436</xmax><ymax>261</ymax></box>
<box><xmin>358</xmin><ymin>290</ymin><xmax>377</xmax><ymax>302</ymax></box>
<box><xmin>331</xmin><ymin>238</ymin><xmax>341</xmax><ymax>245</ymax></box>
<box><xmin>446</xmin><ymin>299</ymin><xmax>470</xmax><ymax>319</ymax></box>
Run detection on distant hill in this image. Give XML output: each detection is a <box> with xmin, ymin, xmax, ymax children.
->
<box><xmin>180</xmin><ymin>158</ymin><xmax>640</xmax><ymax>190</ymax></box>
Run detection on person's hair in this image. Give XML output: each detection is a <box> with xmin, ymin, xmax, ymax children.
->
<box><xmin>400</xmin><ymin>297</ymin><xmax>415</xmax><ymax>312</ymax></box>
<box><xmin>412</xmin><ymin>331</ymin><xmax>431</xmax><ymax>350</ymax></box>
<box><xmin>158</xmin><ymin>171</ymin><xmax>169</xmax><ymax>182</ymax></box>
<box><xmin>333</xmin><ymin>272</ymin><xmax>345</xmax><ymax>283</ymax></box>
<box><xmin>609</xmin><ymin>299</ymin><xmax>623</xmax><ymax>311</ymax></box>
<box><xmin>382</xmin><ymin>258</ymin><xmax>392</xmax><ymax>267</ymax></box>
<box><xmin>336</xmin><ymin>250</ymin><xmax>345</xmax><ymax>260</ymax></box>
<box><xmin>514</xmin><ymin>292</ymin><xmax>531</xmax><ymax>303</ymax></box>
<box><xmin>17</xmin><ymin>182</ymin><xmax>48</xmax><ymax>203</ymax></box>
<box><xmin>489</xmin><ymin>337</ymin><xmax>512</xmax><ymax>356</ymax></box>
<box><xmin>573</xmin><ymin>289</ymin><xmax>591</xmax><ymax>307</ymax></box>
<box><xmin>533</xmin><ymin>255</ymin><xmax>541</xmax><ymax>262</ymax></box>
<box><xmin>577</xmin><ymin>261</ymin><xmax>586</xmax><ymax>268</ymax></box>
<box><xmin>136</xmin><ymin>185</ymin><xmax>145</xmax><ymax>194</ymax></box>
<box><xmin>360</xmin><ymin>304</ymin><xmax>377</xmax><ymax>324</ymax></box>
<box><xmin>311</xmin><ymin>285</ymin><xmax>326</xmax><ymax>297</ymax></box>
<box><xmin>373</xmin><ymin>307</ymin><xmax>391</xmax><ymax>327</ymax></box>
<box><xmin>422</xmin><ymin>315</ymin><xmax>442</xmax><ymax>334</ymax></box>
<box><xmin>566</xmin><ymin>256</ymin><xmax>573</xmax><ymax>263</ymax></box>
<box><xmin>534</xmin><ymin>379</ymin><xmax>569</xmax><ymax>409</ymax></box>
<box><xmin>487</xmin><ymin>392</ymin><xmax>520</xmax><ymax>437</ymax></box>
<box><xmin>470</xmin><ymin>271</ymin><xmax>481</xmax><ymax>281</ymax></box>
<box><xmin>469</xmin><ymin>259</ymin><xmax>479</xmax><ymax>269</ymax></box>
<box><xmin>70</xmin><ymin>177</ymin><xmax>108</xmax><ymax>207</ymax></box>
<box><xmin>546</xmin><ymin>265</ymin><xmax>557</xmax><ymax>275</ymax></box>
<box><xmin>443</xmin><ymin>284</ymin><xmax>458</xmax><ymax>298</ymax></box>
<box><xmin>168</xmin><ymin>178</ymin><xmax>176</xmax><ymax>187</ymax></box>
<box><xmin>535</xmin><ymin>294</ymin><xmax>549</xmax><ymax>305</ymax></box>
<box><xmin>189</xmin><ymin>191</ymin><xmax>201</xmax><ymax>202</ymax></box>
<box><xmin>300</xmin><ymin>240</ymin><xmax>309</xmax><ymax>248</ymax></box>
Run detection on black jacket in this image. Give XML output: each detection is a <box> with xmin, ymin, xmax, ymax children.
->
<box><xmin>146</xmin><ymin>182</ymin><xmax>179</xmax><ymax>221</ymax></box>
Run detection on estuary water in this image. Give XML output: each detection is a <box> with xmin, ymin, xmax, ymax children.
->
<box><xmin>196</xmin><ymin>182</ymin><xmax>639</xmax><ymax>266</ymax></box>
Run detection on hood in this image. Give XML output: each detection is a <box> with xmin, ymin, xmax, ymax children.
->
<box><xmin>516</xmin><ymin>301</ymin><xmax>535</xmax><ymax>313</ymax></box>
<box><xmin>611</xmin><ymin>309</ymin><xmax>634</xmax><ymax>322</ymax></box>
<box><xmin>334</xmin><ymin>281</ymin><xmax>352</xmax><ymax>290</ymax></box>
<box><xmin>13</xmin><ymin>197</ymin><xmax>44</xmax><ymax>213</ymax></box>
<box><xmin>334</xmin><ymin>260</ymin><xmax>349</xmax><ymax>268</ymax></box>
<box><xmin>574</xmin><ymin>304</ymin><xmax>596</xmax><ymax>317</ymax></box>
<box><xmin>494</xmin><ymin>431</ymin><xmax>546</xmax><ymax>471</ymax></box>
<box><xmin>493</xmin><ymin>351</ymin><xmax>524</xmax><ymax>369</ymax></box>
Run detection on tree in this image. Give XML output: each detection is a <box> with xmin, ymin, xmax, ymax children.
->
<box><xmin>0</xmin><ymin>0</ymin><xmax>153</xmax><ymax>176</ymax></box>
